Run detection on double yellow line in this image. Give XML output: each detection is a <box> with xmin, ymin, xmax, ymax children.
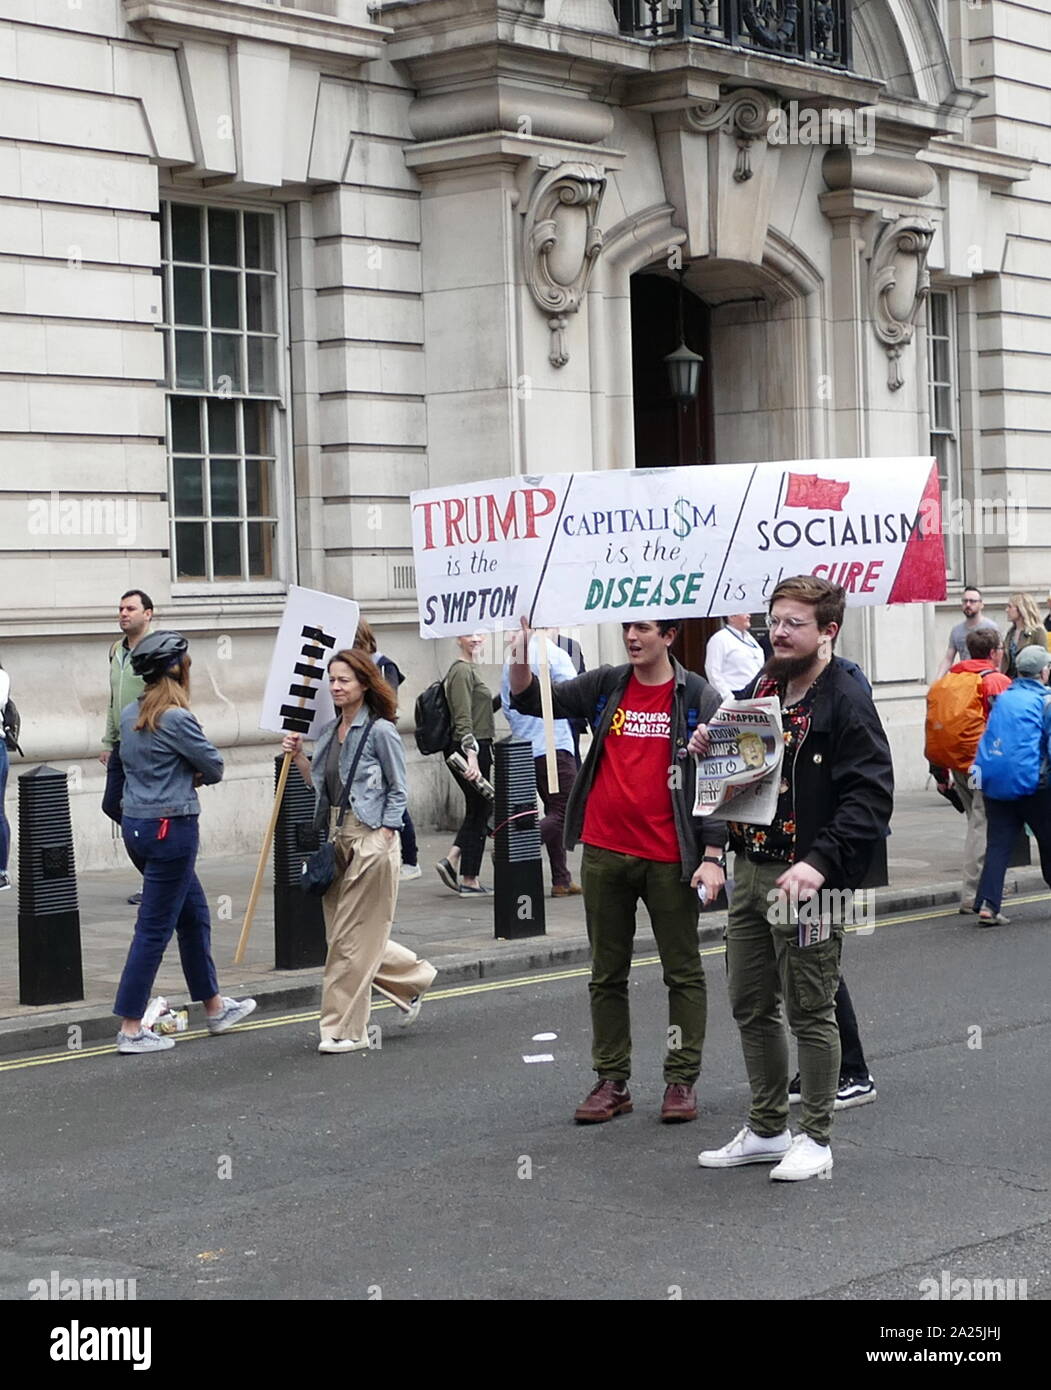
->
<box><xmin>2</xmin><ymin>893</ymin><xmax>1046</xmax><ymax>1074</ymax></box>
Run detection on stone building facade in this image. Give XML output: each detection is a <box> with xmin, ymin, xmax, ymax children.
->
<box><xmin>0</xmin><ymin>0</ymin><xmax>1047</xmax><ymax>866</ymax></box>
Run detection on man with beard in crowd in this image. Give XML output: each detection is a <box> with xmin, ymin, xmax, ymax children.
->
<box><xmin>695</xmin><ymin>576</ymin><xmax>894</xmax><ymax>1182</ymax></box>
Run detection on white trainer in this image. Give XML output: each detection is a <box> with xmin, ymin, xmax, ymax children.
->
<box><xmin>317</xmin><ymin>1037</ymin><xmax>369</xmax><ymax>1055</ymax></box>
<box><xmin>399</xmin><ymin>864</ymin><xmax>422</xmax><ymax>882</ymax></box>
<box><xmin>400</xmin><ymin>995</ymin><xmax>422</xmax><ymax>1028</ymax></box>
<box><xmin>698</xmin><ymin>1126</ymin><xmax>792</xmax><ymax>1168</ymax></box>
<box><xmin>769</xmin><ymin>1134</ymin><xmax>833</xmax><ymax>1182</ymax></box>
<box><xmin>117</xmin><ymin>1027</ymin><xmax>175</xmax><ymax>1056</ymax></box>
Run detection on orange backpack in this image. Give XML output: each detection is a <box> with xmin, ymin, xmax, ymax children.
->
<box><xmin>924</xmin><ymin>669</ymin><xmax>995</xmax><ymax>772</ymax></box>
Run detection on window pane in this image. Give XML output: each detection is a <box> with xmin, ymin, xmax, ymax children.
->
<box><xmin>248</xmin><ymin>521</ymin><xmax>274</xmax><ymax>578</ymax></box>
<box><xmin>933</xmin><ymin>383</ymin><xmax>952</xmax><ymax>430</ymax></box>
<box><xmin>243</xmin><ymin>401</ymin><xmax>269</xmax><ymax>456</ymax></box>
<box><xmin>930</xmin><ymin>293</ymin><xmax>948</xmax><ymax>338</ymax></box>
<box><xmin>171</xmin><ymin>204</ymin><xmax>202</xmax><ymax>263</ymax></box>
<box><xmin>173</xmin><ymin>458</ymin><xmax>204</xmax><ymax>516</ymax></box>
<box><xmin>208</xmin><ymin>209</ymin><xmax>239</xmax><ymax>267</ymax></box>
<box><xmin>245</xmin><ymin>458</ymin><xmax>272</xmax><ymax>515</ymax></box>
<box><xmin>245</xmin><ymin>273</ymin><xmax>275</xmax><ymax>332</ymax></box>
<box><xmin>209</xmin><ymin>270</ymin><xmax>240</xmax><ymax>329</ymax></box>
<box><xmin>247</xmin><ymin>336</ymin><xmax>277</xmax><ymax>395</ymax></box>
<box><xmin>211</xmin><ymin>334</ymin><xmax>242</xmax><ymax>393</ymax></box>
<box><xmin>175</xmin><ymin>521</ymin><xmax>207</xmax><ymax>579</ymax></box>
<box><xmin>243</xmin><ymin>213</ymin><xmax>274</xmax><ymax>270</ymax></box>
<box><xmin>207</xmin><ymin>399</ymin><xmax>238</xmax><ymax>454</ymax></box>
<box><xmin>213</xmin><ymin>522</ymin><xmax>242</xmax><ymax>578</ymax></box>
<box><xmin>210</xmin><ymin>459</ymin><xmax>240</xmax><ymax>516</ymax></box>
<box><xmin>932</xmin><ymin>337</ymin><xmax>950</xmax><ymax>385</ymax></box>
<box><xmin>170</xmin><ymin>397</ymin><xmax>201</xmax><ymax>453</ymax></box>
<box><xmin>159</xmin><ymin>210</ymin><xmax>169</xmax><ymax>262</ymax></box>
<box><xmin>175</xmin><ymin>331</ymin><xmax>206</xmax><ymax>389</ymax></box>
<box><xmin>173</xmin><ymin>267</ymin><xmax>204</xmax><ymax>326</ymax></box>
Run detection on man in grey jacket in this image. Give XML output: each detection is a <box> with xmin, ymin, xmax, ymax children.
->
<box><xmin>510</xmin><ymin>616</ymin><xmax>727</xmax><ymax>1125</ymax></box>
<box><xmin>100</xmin><ymin>589</ymin><xmax>153</xmax><ymax>903</ymax></box>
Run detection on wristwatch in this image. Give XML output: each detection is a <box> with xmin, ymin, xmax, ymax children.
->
<box><xmin>461</xmin><ymin>736</ymin><xmax>480</xmax><ymax>755</ymax></box>
<box><xmin>702</xmin><ymin>853</ymin><xmax>727</xmax><ymax>871</ymax></box>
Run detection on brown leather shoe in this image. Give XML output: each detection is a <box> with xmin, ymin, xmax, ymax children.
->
<box><xmin>574</xmin><ymin>1079</ymin><xmax>632</xmax><ymax>1124</ymax></box>
<box><xmin>660</xmin><ymin>1083</ymin><xmax>698</xmax><ymax>1123</ymax></box>
<box><xmin>552</xmin><ymin>882</ymin><xmax>583</xmax><ymax>897</ymax></box>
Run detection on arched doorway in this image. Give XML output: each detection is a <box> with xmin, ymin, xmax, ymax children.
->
<box><xmin>629</xmin><ymin>271</ymin><xmax>720</xmax><ymax>674</ymax></box>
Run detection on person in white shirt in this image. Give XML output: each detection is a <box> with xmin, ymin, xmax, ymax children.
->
<box><xmin>704</xmin><ymin>615</ymin><xmax>765</xmax><ymax>699</ymax></box>
<box><xmin>501</xmin><ymin>634</ymin><xmax>582</xmax><ymax>897</ymax></box>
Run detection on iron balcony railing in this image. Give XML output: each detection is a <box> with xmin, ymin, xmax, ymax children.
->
<box><xmin>616</xmin><ymin>0</ymin><xmax>853</xmax><ymax>71</ymax></box>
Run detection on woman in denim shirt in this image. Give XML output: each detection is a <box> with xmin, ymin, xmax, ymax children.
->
<box><xmin>114</xmin><ymin>631</ymin><xmax>256</xmax><ymax>1055</ymax></box>
<box><xmin>284</xmin><ymin>648</ymin><xmax>436</xmax><ymax>1054</ymax></box>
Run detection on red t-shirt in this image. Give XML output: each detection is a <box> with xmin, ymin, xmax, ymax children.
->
<box><xmin>582</xmin><ymin>674</ymin><xmax>680</xmax><ymax>863</ymax></box>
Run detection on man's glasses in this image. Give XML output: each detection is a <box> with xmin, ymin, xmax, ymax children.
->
<box><xmin>765</xmin><ymin>616</ymin><xmax>817</xmax><ymax>632</ymax></box>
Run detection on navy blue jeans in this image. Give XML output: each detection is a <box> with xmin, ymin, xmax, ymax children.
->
<box><xmin>114</xmin><ymin>815</ymin><xmax>219</xmax><ymax>1020</ymax></box>
<box><xmin>0</xmin><ymin>741</ymin><xmax>9</xmax><ymax>873</ymax></box>
<box><xmin>399</xmin><ymin>808</ymin><xmax>418</xmax><ymax>868</ymax></box>
<box><xmin>974</xmin><ymin>790</ymin><xmax>1051</xmax><ymax>914</ymax></box>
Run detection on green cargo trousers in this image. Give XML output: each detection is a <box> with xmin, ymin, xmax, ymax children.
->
<box><xmin>581</xmin><ymin>843</ymin><xmax>707</xmax><ymax>1086</ymax></box>
<box><xmin>726</xmin><ymin>855</ymin><xmax>843</xmax><ymax>1144</ymax></box>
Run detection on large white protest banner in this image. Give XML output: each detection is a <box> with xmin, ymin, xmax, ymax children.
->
<box><xmin>410</xmin><ymin>457</ymin><xmax>945</xmax><ymax>637</ymax></box>
<box><xmin>259</xmin><ymin>585</ymin><xmax>361</xmax><ymax>740</ymax></box>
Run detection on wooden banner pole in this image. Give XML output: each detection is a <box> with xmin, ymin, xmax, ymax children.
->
<box><xmin>234</xmin><ymin>750</ymin><xmax>294</xmax><ymax>966</ymax></box>
<box><xmin>537</xmin><ymin>633</ymin><xmax>559</xmax><ymax>795</ymax></box>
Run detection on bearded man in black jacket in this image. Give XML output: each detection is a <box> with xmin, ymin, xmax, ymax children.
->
<box><xmin>696</xmin><ymin>576</ymin><xmax>894</xmax><ymax>1183</ymax></box>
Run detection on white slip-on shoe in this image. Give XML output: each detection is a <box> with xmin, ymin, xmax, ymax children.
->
<box><xmin>207</xmin><ymin>997</ymin><xmax>257</xmax><ymax>1035</ymax></box>
<box><xmin>698</xmin><ymin>1126</ymin><xmax>792</xmax><ymax>1168</ymax></box>
<box><xmin>769</xmin><ymin>1133</ymin><xmax>833</xmax><ymax>1181</ymax></box>
<box><xmin>117</xmin><ymin>1027</ymin><xmax>175</xmax><ymax>1056</ymax></box>
<box><xmin>317</xmin><ymin>1037</ymin><xmax>369</xmax><ymax>1055</ymax></box>
<box><xmin>400</xmin><ymin>995</ymin><xmax>422</xmax><ymax>1028</ymax></box>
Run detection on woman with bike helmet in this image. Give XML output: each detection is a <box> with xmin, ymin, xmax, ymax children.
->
<box><xmin>113</xmin><ymin>631</ymin><xmax>255</xmax><ymax>1055</ymax></box>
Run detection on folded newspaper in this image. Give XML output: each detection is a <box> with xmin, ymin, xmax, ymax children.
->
<box><xmin>693</xmin><ymin>697</ymin><xmax>784</xmax><ymax>825</ymax></box>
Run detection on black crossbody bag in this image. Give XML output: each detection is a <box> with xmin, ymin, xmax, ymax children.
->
<box><xmin>301</xmin><ymin>719</ymin><xmax>375</xmax><ymax>897</ymax></box>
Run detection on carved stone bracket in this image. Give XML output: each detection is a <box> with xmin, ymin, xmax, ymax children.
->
<box><xmin>683</xmin><ymin>88</ymin><xmax>779</xmax><ymax>183</ymax></box>
<box><xmin>522</xmin><ymin>163</ymin><xmax>606</xmax><ymax>368</ymax></box>
<box><xmin>869</xmin><ymin>216</ymin><xmax>935</xmax><ymax>391</ymax></box>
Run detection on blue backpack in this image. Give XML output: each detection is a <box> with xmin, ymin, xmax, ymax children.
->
<box><xmin>972</xmin><ymin>681</ymin><xmax>1051</xmax><ymax>800</ymax></box>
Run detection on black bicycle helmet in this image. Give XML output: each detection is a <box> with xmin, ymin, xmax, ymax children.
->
<box><xmin>131</xmin><ymin>630</ymin><xmax>189</xmax><ymax>683</ymax></box>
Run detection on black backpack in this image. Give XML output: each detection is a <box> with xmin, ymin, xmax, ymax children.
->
<box><xmin>414</xmin><ymin>679</ymin><xmax>453</xmax><ymax>755</ymax></box>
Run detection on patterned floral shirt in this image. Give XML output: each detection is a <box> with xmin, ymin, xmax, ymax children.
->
<box><xmin>734</xmin><ymin>668</ymin><xmax>829</xmax><ymax>862</ymax></box>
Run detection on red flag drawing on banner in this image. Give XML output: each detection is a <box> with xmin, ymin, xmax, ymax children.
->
<box><xmin>887</xmin><ymin>461</ymin><xmax>947</xmax><ymax>604</ymax></box>
<box><xmin>783</xmin><ymin>473</ymin><xmax>851</xmax><ymax>511</ymax></box>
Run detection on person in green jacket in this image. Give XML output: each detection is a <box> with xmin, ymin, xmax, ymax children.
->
<box><xmin>436</xmin><ymin>632</ymin><xmax>495</xmax><ymax>895</ymax></box>
<box><xmin>100</xmin><ymin>589</ymin><xmax>153</xmax><ymax>903</ymax></box>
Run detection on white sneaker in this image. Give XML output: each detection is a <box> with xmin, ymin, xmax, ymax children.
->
<box><xmin>769</xmin><ymin>1133</ymin><xmax>833</xmax><ymax>1181</ymax></box>
<box><xmin>0</xmin><ymin>872</ymin><xmax>11</xmax><ymax>892</ymax></box>
<box><xmin>399</xmin><ymin>864</ymin><xmax>422</xmax><ymax>882</ymax></box>
<box><xmin>400</xmin><ymin>995</ymin><xmax>422</xmax><ymax>1028</ymax></box>
<box><xmin>698</xmin><ymin>1126</ymin><xmax>792</xmax><ymax>1168</ymax></box>
<box><xmin>207</xmin><ymin>996</ymin><xmax>257</xmax><ymax>1034</ymax></box>
<box><xmin>317</xmin><ymin>1037</ymin><xmax>369</xmax><ymax>1054</ymax></box>
<box><xmin>117</xmin><ymin>1027</ymin><xmax>175</xmax><ymax>1055</ymax></box>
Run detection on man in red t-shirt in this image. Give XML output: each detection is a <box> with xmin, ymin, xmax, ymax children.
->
<box><xmin>509</xmin><ymin>617</ymin><xmax>726</xmax><ymax>1124</ymax></box>
<box><xmin>935</xmin><ymin>626</ymin><xmax>1010</xmax><ymax>911</ymax></box>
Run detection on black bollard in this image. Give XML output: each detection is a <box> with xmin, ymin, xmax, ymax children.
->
<box><xmin>492</xmin><ymin>736</ymin><xmax>546</xmax><ymax>939</ymax></box>
<box><xmin>272</xmin><ymin>754</ymin><xmax>327</xmax><ymax>969</ymax></box>
<box><xmin>17</xmin><ymin>766</ymin><xmax>84</xmax><ymax>1005</ymax></box>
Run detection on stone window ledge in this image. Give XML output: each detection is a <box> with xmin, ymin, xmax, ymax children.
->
<box><xmin>123</xmin><ymin>0</ymin><xmax>389</xmax><ymax>64</ymax></box>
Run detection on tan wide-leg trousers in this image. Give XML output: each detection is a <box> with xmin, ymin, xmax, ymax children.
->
<box><xmin>319</xmin><ymin>810</ymin><xmax>437</xmax><ymax>1043</ymax></box>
